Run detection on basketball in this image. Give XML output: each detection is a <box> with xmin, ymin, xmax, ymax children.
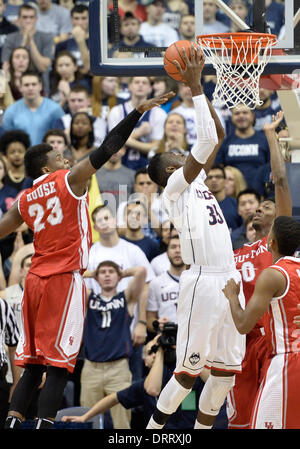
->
<box><xmin>163</xmin><ymin>40</ymin><xmax>197</xmax><ymax>82</ymax></box>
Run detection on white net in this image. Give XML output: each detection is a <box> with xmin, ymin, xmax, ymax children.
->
<box><xmin>197</xmin><ymin>33</ymin><xmax>277</xmax><ymax>109</ymax></box>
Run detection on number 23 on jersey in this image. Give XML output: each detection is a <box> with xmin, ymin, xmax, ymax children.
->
<box><xmin>28</xmin><ymin>196</ymin><xmax>64</xmax><ymax>232</ymax></box>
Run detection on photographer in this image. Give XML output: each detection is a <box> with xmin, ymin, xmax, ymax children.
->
<box><xmin>61</xmin><ymin>324</ymin><xmax>228</xmax><ymax>429</ymax></box>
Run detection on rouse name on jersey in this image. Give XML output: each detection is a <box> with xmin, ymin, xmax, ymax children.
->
<box><xmin>26</xmin><ymin>182</ymin><xmax>56</xmax><ymax>202</ymax></box>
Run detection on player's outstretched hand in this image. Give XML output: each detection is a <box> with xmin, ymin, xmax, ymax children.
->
<box><xmin>263</xmin><ymin>110</ymin><xmax>284</xmax><ymax>132</ymax></box>
<box><xmin>173</xmin><ymin>44</ymin><xmax>205</xmax><ymax>86</ymax></box>
<box><xmin>137</xmin><ymin>91</ymin><xmax>175</xmax><ymax>113</ymax></box>
<box><xmin>222</xmin><ymin>278</ymin><xmax>241</xmax><ymax>300</ymax></box>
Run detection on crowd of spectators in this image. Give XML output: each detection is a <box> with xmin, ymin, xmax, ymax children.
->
<box><xmin>0</xmin><ymin>0</ymin><xmax>291</xmax><ymax>430</ymax></box>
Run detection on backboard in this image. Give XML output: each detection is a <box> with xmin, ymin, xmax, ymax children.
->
<box><xmin>89</xmin><ymin>0</ymin><xmax>300</xmax><ymax>77</ymax></box>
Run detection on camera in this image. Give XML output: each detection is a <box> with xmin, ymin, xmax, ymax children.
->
<box><xmin>149</xmin><ymin>320</ymin><xmax>178</xmax><ymax>366</ymax></box>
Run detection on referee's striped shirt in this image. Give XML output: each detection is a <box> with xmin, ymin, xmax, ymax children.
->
<box><xmin>0</xmin><ymin>297</ymin><xmax>19</xmax><ymax>367</ymax></box>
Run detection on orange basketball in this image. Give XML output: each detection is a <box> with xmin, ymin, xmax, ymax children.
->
<box><xmin>164</xmin><ymin>40</ymin><xmax>197</xmax><ymax>82</ymax></box>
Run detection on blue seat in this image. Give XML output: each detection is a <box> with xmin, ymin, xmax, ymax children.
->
<box><xmin>54</xmin><ymin>406</ymin><xmax>103</xmax><ymax>429</ymax></box>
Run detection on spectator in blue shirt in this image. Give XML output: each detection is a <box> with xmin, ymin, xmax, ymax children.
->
<box><xmin>215</xmin><ymin>104</ymin><xmax>270</xmax><ymax>188</ymax></box>
<box><xmin>231</xmin><ymin>188</ymin><xmax>260</xmax><ymax>249</ymax></box>
<box><xmin>109</xmin><ymin>12</ymin><xmax>157</xmax><ymax>59</ymax></box>
<box><xmin>205</xmin><ymin>164</ymin><xmax>242</xmax><ymax>233</ymax></box>
<box><xmin>2</xmin><ymin>71</ymin><xmax>65</xmax><ymax>146</ymax></box>
<box><xmin>122</xmin><ymin>200</ymin><xmax>160</xmax><ymax>261</ymax></box>
<box><xmin>54</xmin><ymin>4</ymin><xmax>90</xmax><ymax>75</ymax></box>
<box><xmin>81</xmin><ymin>261</ymin><xmax>147</xmax><ymax>429</ymax></box>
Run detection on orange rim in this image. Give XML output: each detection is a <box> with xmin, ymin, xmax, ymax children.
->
<box><xmin>197</xmin><ymin>32</ymin><xmax>277</xmax><ymax>48</ymax></box>
<box><xmin>197</xmin><ymin>32</ymin><xmax>277</xmax><ymax>64</ymax></box>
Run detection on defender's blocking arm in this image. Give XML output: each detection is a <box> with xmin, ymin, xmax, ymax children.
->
<box><xmin>68</xmin><ymin>91</ymin><xmax>175</xmax><ymax>196</ymax></box>
<box><xmin>263</xmin><ymin>111</ymin><xmax>292</xmax><ymax>217</ymax></box>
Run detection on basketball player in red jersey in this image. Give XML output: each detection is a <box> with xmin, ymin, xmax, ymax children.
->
<box><xmin>1</xmin><ymin>90</ymin><xmax>174</xmax><ymax>430</ymax></box>
<box><xmin>226</xmin><ymin>111</ymin><xmax>293</xmax><ymax>429</ymax></box>
<box><xmin>223</xmin><ymin>215</ymin><xmax>300</xmax><ymax>429</ymax></box>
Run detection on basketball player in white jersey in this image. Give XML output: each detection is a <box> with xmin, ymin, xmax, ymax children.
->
<box><xmin>146</xmin><ymin>45</ymin><xmax>245</xmax><ymax>429</ymax></box>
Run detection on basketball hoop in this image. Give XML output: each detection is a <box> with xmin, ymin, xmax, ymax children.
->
<box><xmin>196</xmin><ymin>32</ymin><xmax>277</xmax><ymax>109</ymax></box>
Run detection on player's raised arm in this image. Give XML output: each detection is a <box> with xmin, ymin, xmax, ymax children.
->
<box><xmin>263</xmin><ymin>111</ymin><xmax>292</xmax><ymax>217</ymax></box>
<box><xmin>68</xmin><ymin>91</ymin><xmax>175</xmax><ymax>196</ymax></box>
<box><xmin>0</xmin><ymin>201</ymin><xmax>24</xmax><ymax>240</ymax></box>
<box><xmin>173</xmin><ymin>45</ymin><xmax>225</xmax><ymax>184</ymax></box>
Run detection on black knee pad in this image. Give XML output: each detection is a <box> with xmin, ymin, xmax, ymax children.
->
<box><xmin>9</xmin><ymin>364</ymin><xmax>46</xmax><ymax>416</ymax></box>
<box><xmin>22</xmin><ymin>364</ymin><xmax>46</xmax><ymax>384</ymax></box>
<box><xmin>37</xmin><ymin>366</ymin><xmax>69</xmax><ymax>419</ymax></box>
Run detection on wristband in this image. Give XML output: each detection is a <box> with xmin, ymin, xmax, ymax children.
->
<box><xmin>138</xmin><ymin>320</ymin><xmax>147</xmax><ymax>326</ymax></box>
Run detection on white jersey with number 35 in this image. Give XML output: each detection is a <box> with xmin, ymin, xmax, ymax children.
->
<box><xmin>162</xmin><ymin>168</ymin><xmax>234</xmax><ymax>268</ymax></box>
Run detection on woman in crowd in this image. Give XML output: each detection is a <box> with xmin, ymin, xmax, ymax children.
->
<box><xmin>91</xmin><ymin>76</ymin><xmax>119</xmax><ymax>120</ymax></box>
<box><xmin>155</xmin><ymin>112</ymin><xmax>188</xmax><ymax>156</ymax></box>
<box><xmin>224</xmin><ymin>165</ymin><xmax>247</xmax><ymax>198</ymax></box>
<box><xmin>7</xmin><ymin>47</ymin><xmax>33</xmax><ymax>101</ymax></box>
<box><xmin>51</xmin><ymin>50</ymin><xmax>91</xmax><ymax>109</ymax></box>
<box><xmin>70</xmin><ymin>111</ymin><xmax>96</xmax><ymax>161</ymax></box>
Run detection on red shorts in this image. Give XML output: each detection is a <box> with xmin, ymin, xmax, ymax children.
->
<box><xmin>227</xmin><ymin>331</ymin><xmax>270</xmax><ymax>429</ymax></box>
<box><xmin>15</xmin><ymin>271</ymin><xmax>87</xmax><ymax>373</ymax></box>
<box><xmin>251</xmin><ymin>352</ymin><xmax>300</xmax><ymax>429</ymax></box>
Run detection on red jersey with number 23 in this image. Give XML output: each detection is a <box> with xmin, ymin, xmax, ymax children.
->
<box><xmin>234</xmin><ymin>236</ymin><xmax>273</xmax><ymax>332</ymax></box>
<box><xmin>18</xmin><ymin>169</ymin><xmax>92</xmax><ymax>277</ymax></box>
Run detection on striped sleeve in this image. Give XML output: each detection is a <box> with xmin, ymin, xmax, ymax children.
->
<box><xmin>1</xmin><ymin>298</ymin><xmax>20</xmax><ymax>347</ymax></box>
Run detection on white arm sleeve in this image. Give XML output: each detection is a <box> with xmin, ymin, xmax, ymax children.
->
<box><xmin>190</xmin><ymin>94</ymin><xmax>218</xmax><ymax>164</ymax></box>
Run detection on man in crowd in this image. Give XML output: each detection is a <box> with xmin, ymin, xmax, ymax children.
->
<box><xmin>146</xmin><ymin>235</ymin><xmax>185</xmax><ymax>331</ymax></box>
<box><xmin>54</xmin><ymin>4</ymin><xmax>90</xmax><ymax>74</ymax></box>
<box><xmin>1</xmin><ymin>3</ymin><xmax>53</xmax><ymax>93</ymax></box>
<box><xmin>178</xmin><ymin>14</ymin><xmax>195</xmax><ymax>42</ymax></box>
<box><xmin>2</xmin><ymin>71</ymin><xmax>65</xmax><ymax>146</ymax></box>
<box><xmin>108</xmin><ymin>76</ymin><xmax>167</xmax><ymax>170</ymax></box>
<box><xmin>139</xmin><ymin>0</ymin><xmax>179</xmax><ymax>48</ymax></box>
<box><xmin>205</xmin><ymin>164</ymin><xmax>242</xmax><ymax>233</ymax></box>
<box><xmin>203</xmin><ymin>0</ymin><xmax>230</xmax><ymax>33</ymax></box>
<box><xmin>122</xmin><ymin>200</ymin><xmax>160</xmax><ymax>262</ymax></box>
<box><xmin>81</xmin><ymin>261</ymin><xmax>146</xmax><ymax>429</ymax></box>
<box><xmin>35</xmin><ymin>0</ymin><xmax>72</xmax><ymax>37</ymax></box>
<box><xmin>109</xmin><ymin>12</ymin><xmax>155</xmax><ymax>59</ymax></box>
<box><xmin>231</xmin><ymin>189</ymin><xmax>261</xmax><ymax>249</ymax></box>
<box><xmin>54</xmin><ymin>85</ymin><xmax>107</xmax><ymax>147</ymax></box>
<box><xmin>215</xmin><ymin>104</ymin><xmax>270</xmax><ymax>188</ymax></box>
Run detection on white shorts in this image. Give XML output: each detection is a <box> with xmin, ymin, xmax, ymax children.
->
<box><xmin>174</xmin><ymin>265</ymin><xmax>246</xmax><ymax>377</ymax></box>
